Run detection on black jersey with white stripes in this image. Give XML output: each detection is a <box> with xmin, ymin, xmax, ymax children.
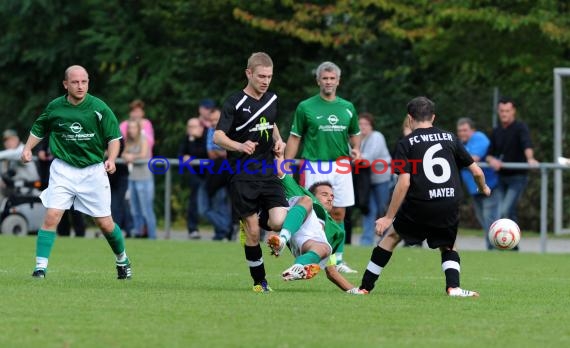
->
<box><xmin>217</xmin><ymin>90</ymin><xmax>279</xmax><ymax>181</ymax></box>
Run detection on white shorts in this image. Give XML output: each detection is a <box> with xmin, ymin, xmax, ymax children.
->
<box><xmin>40</xmin><ymin>159</ymin><xmax>111</xmax><ymax>217</ymax></box>
<box><xmin>303</xmin><ymin>159</ymin><xmax>354</xmax><ymax>207</ymax></box>
<box><xmin>289</xmin><ymin>209</ymin><xmax>332</xmax><ymax>268</ymax></box>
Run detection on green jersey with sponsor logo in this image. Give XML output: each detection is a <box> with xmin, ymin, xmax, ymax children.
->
<box><xmin>30</xmin><ymin>94</ymin><xmax>122</xmax><ymax>168</ymax></box>
<box><xmin>290</xmin><ymin>94</ymin><xmax>360</xmax><ymax>161</ymax></box>
<box><xmin>280</xmin><ymin>174</ymin><xmax>344</xmax><ymax>253</ymax></box>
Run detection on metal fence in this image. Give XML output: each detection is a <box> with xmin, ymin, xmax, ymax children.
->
<box><xmin>152</xmin><ymin>158</ymin><xmax>568</xmax><ymax>253</ymax></box>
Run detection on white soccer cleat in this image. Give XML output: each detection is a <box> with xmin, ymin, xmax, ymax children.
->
<box><xmin>281</xmin><ymin>264</ymin><xmax>320</xmax><ymax>281</ymax></box>
<box><xmin>282</xmin><ymin>264</ymin><xmax>306</xmax><ymax>281</ymax></box>
<box><xmin>267</xmin><ymin>234</ymin><xmax>286</xmax><ymax>257</ymax></box>
<box><xmin>336</xmin><ymin>262</ymin><xmax>358</xmax><ymax>274</ymax></box>
<box><xmin>447</xmin><ymin>287</ymin><xmax>479</xmax><ymax>297</ymax></box>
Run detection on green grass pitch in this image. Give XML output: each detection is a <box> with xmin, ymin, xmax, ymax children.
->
<box><xmin>0</xmin><ymin>235</ymin><xmax>569</xmax><ymax>347</ymax></box>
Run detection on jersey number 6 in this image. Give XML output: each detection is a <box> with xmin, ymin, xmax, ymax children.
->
<box><xmin>423</xmin><ymin>143</ymin><xmax>451</xmax><ymax>184</ymax></box>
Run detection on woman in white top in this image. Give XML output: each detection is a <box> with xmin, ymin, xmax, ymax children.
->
<box><xmin>122</xmin><ymin>120</ymin><xmax>156</xmax><ymax>239</ymax></box>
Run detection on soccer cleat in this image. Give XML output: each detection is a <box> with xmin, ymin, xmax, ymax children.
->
<box><xmin>336</xmin><ymin>262</ymin><xmax>358</xmax><ymax>274</ymax></box>
<box><xmin>32</xmin><ymin>269</ymin><xmax>46</xmax><ymax>278</ymax></box>
<box><xmin>447</xmin><ymin>287</ymin><xmax>479</xmax><ymax>297</ymax></box>
<box><xmin>267</xmin><ymin>234</ymin><xmax>286</xmax><ymax>257</ymax></box>
<box><xmin>252</xmin><ymin>280</ymin><xmax>273</xmax><ymax>293</ymax></box>
<box><xmin>116</xmin><ymin>259</ymin><xmax>132</xmax><ymax>280</ymax></box>
<box><xmin>282</xmin><ymin>263</ymin><xmax>320</xmax><ymax>281</ymax></box>
<box><xmin>303</xmin><ymin>264</ymin><xmax>320</xmax><ymax>280</ymax></box>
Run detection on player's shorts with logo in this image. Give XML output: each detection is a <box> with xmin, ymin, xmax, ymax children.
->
<box><xmin>40</xmin><ymin>159</ymin><xmax>111</xmax><ymax>217</ymax></box>
<box><xmin>229</xmin><ymin>177</ymin><xmax>288</xmax><ymax>218</ymax></box>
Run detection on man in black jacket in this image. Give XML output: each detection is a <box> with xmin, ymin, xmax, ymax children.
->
<box><xmin>486</xmin><ymin>97</ymin><xmax>539</xmax><ymax>228</ymax></box>
<box><xmin>178</xmin><ymin>117</ymin><xmax>208</xmax><ymax>239</ymax></box>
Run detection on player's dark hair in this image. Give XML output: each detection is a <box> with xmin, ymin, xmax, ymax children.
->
<box><xmin>359</xmin><ymin>112</ymin><xmax>375</xmax><ymax>129</ymax></box>
<box><xmin>407</xmin><ymin>96</ymin><xmax>435</xmax><ymax>122</ymax></box>
<box><xmin>498</xmin><ymin>96</ymin><xmax>517</xmax><ymax>108</ymax></box>
<box><xmin>308</xmin><ymin>181</ymin><xmax>333</xmax><ymax>195</ymax></box>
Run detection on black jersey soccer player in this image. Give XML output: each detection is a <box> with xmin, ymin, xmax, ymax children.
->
<box><xmin>214</xmin><ymin>52</ymin><xmax>288</xmax><ymax>293</ymax></box>
<box><xmin>359</xmin><ymin>96</ymin><xmax>491</xmax><ymax>297</ymax></box>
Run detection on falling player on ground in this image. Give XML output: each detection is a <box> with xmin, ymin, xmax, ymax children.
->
<box><xmin>265</xmin><ymin>155</ymin><xmax>367</xmax><ymax>294</ymax></box>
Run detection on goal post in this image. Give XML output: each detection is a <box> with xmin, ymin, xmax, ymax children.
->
<box><xmin>553</xmin><ymin>68</ymin><xmax>570</xmax><ymax>235</ymax></box>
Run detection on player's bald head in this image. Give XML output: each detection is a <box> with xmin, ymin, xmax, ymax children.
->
<box><xmin>64</xmin><ymin>65</ymin><xmax>89</xmax><ymax>80</ymax></box>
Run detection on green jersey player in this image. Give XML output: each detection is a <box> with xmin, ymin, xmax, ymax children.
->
<box><xmin>285</xmin><ymin>61</ymin><xmax>361</xmax><ymax>273</ymax></box>
<box><xmin>21</xmin><ymin>65</ymin><xmax>131</xmax><ymax>280</ymax></box>
<box><xmin>265</xmin><ymin>156</ymin><xmax>367</xmax><ymax>294</ymax></box>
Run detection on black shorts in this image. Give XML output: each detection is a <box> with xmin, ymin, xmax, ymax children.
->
<box><xmin>392</xmin><ymin>214</ymin><xmax>458</xmax><ymax>249</ymax></box>
<box><xmin>229</xmin><ymin>178</ymin><xmax>288</xmax><ymax>219</ymax></box>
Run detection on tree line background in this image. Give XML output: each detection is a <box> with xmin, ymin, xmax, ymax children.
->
<box><xmin>1</xmin><ymin>0</ymin><xmax>569</xmax><ymax>232</ymax></box>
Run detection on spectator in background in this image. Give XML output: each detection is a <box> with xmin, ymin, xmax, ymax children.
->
<box><xmin>456</xmin><ymin>118</ymin><xmax>499</xmax><ymax>250</ymax></box>
<box><xmin>486</xmin><ymin>97</ymin><xmax>539</xmax><ymax>231</ymax></box>
<box><xmin>108</xmin><ymin>138</ymin><xmax>133</xmax><ymax>238</ymax></box>
<box><xmin>0</xmin><ymin>129</ymin><xmax>40</xmax><ymax>182</ymax></box>
<box><xmin>200</xmin><ymin>108</ymin><xmax>232</xmax><ymax>241</ymax></box>
<box><xmin>123</xmin><ymin>120</ymin><xmax>156</xmax><ymax>239</ymax></box>
<box><xmin>36</xmin><ymin>137</ymin><xmax>86</xmax><ymax>237</ymax></box>
<box><xmin>178</xmin><ymin>117</ymin><xmax>208</xmax><ymax>239</ymax></box>
<box><xmin>358</xmin><ymin>113</ymin><xmax>392</xmax><ymax>246</ymax></box>
<box><xmin>56</xmin><ymin>206</ymin><xmax>86</xmax><ymax>237</ymax></box>
<box><xmin>0</xmin><ymin>129</ymin><xmax>40</xmax><ymax>201</ymax></box>
<box><xmin>198</xmin><ymin>99</ymin><xmax>216</xmax><ymax>129</ymax></box>
<box><xmin>120</xmin><ymin>99</ymin><xmax>155</xmax><ymax>155</ymax></box>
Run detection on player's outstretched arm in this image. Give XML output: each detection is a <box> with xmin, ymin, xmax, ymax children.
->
<box><xmin>468</xmin><ymin>162</ymin><xmax>490</xmax><ymax>196</ymax></box>
<box><xmin>21</xmin><ymin>134</ymin><xmax>42</xmax><ymax>163</ymax></box>
<box><xmin>325</xmin><ymin>265</ymin><xmax>354</xmax><ymax>291</ymax></box>
<box><xmin>325</xmin><ymin>265</ymin><xmax>367</xmax><ymax>294</ymax></box>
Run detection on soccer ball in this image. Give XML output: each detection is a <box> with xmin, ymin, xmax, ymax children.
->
<box><xmin>488</xmin><ymin>218</ymin><xmax>521</xmax><ymax>250</ymax></box>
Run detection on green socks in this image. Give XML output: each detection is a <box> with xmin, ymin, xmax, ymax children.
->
<box><xmin>34</xmin><ymin>225</ymin><xmax>128</xmax><ymax>273</ymax></box>
<box><xmin>295</xmin><ymin>250</ymin><xmax>321</xmax><ymax>265</ymax></box>
<box><xmin>35</xmin><ymin>229</ymin><xmax>56</xmax><ymax>270</ymax></box>
<box><xmin>282</xmin><ymin>205</ymin><xmax>308</xmax><ymax>238</ymax></box>
<box><xmin>336</xmin><ymin>221</ymin><xmax>345</xmax><ymax>264</ymax></box>
<box><xmin>103</xmin><ymin>223</ymin><xmax>127</xmax><ymax>261</ymax></box>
